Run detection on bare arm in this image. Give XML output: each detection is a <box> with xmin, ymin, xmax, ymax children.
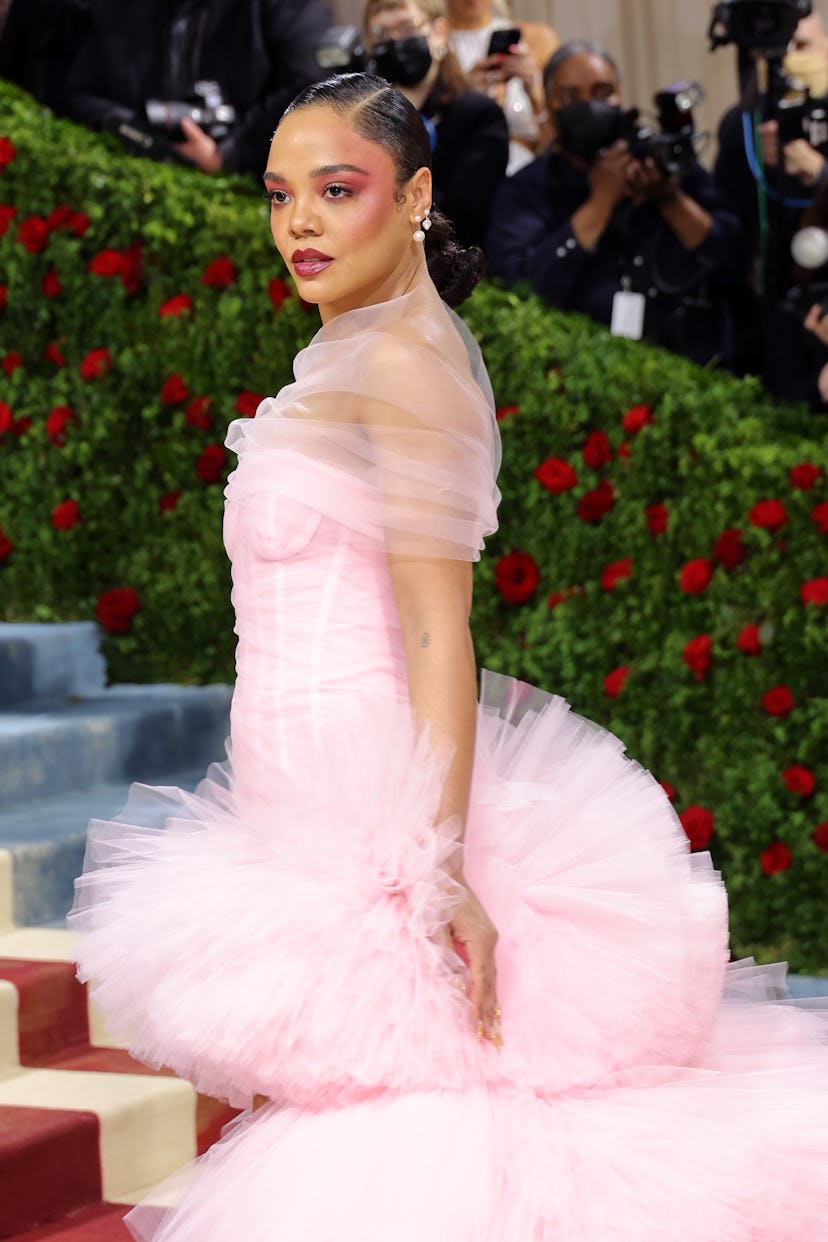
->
<box><xmin>386</xmin><ymin>552</ymin><xmax>501</xmax><ymax>1045</ymax></box>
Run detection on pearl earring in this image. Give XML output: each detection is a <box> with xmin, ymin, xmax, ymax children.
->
<box><xmin>413</xmin><ymin>207</ymin><xmax>432</xmax><ymax>244</ymax></box>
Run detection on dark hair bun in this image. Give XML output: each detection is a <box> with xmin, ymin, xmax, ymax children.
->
<box><xmin>424</xmin><ymin>209</ymin><xmax>485</xmax><ymax>307</ymax></box>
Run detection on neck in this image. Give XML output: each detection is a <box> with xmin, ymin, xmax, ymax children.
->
<box><xmin>449</xmin><ymin>6</ymin><xmax>491</xmax><ymax>30</ymax></box>
<box><xmin>318</xmin><ymin>252</ymin><xmax>429</xmax><ymax>325</ymax></box>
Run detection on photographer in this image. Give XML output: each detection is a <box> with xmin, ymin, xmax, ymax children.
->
<box><xmin>486</xmin><ymin>41</ymin><xmax>750</xmax><ymax>367</ymax></box>
<box><xmin>62</xmin><ymin>0</ymin><xmax>331</xmax><ymax>175</ymax></box>
<box><xmin>764</xmin><ymin>183</ymin><xmax>828</xmax><ymax>410</ymax></box>
<box><xmin>362</xmin><ymin>0</ymin><xmax>508</xmax><ymax>249</ymax></box>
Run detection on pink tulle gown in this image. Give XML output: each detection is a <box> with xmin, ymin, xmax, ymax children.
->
<box><xmin>72</xmin><ymin>279</ymin><xmax>828</xmax><ymax>1242</ymax></box>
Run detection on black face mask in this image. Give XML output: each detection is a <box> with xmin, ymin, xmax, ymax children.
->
<box><xmin>555</xmin><ymin>99</ymin><xmax>625</xmax><ymax>162</ymax></box>
<box><xmin>372</xmin><ymin>35</ymin><xmax>432</xmax><ymax>87</ymax></box>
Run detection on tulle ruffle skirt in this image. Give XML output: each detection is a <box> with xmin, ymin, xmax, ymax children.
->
<box><xmin>70</xmin><ymin>671</ymin><xmax>828</xmax><ymax>1240</ymax></box>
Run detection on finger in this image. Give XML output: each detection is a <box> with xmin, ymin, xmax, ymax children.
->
<box><xmin>805</xmin><ymin>304</ymin><xmax>822</xmax><ymax>329</ymax></box>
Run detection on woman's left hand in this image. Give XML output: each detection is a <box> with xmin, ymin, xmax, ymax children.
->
<box><xmin>449</xmin><ymin>873</ymin><xmax>502</xmax><ymax>1048</ymax></box>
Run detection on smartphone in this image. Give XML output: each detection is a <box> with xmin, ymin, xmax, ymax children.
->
<box><xmin>487</xmin><ymin>27</ymin><xmax>521</xmax><ymax>56</ymax></box>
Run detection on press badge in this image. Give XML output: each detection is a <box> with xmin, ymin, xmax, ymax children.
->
<box><xmin>610</xmin><ymin>278</ymin><xmax>645</xmax><ymax>340</ymax></box>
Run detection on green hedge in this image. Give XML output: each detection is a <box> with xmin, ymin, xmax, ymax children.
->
<box><xmin>1</xmin><ymin>82</ymin><xmax>827</xmax><ymax>969</ymax></box>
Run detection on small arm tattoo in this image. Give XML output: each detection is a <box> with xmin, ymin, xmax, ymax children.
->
<box><xmin>419</xmin><ymin>632</ymin><xmax>431</xmax><ymax>648</ymax></box>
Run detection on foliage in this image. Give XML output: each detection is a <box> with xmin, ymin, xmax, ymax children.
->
<box><xmin>1</xmin><ymin>83</ymin><xmax>826</xmax><ymax>968</ymax></box>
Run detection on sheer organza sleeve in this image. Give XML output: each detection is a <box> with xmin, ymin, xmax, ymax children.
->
<box><xmin>225</xmin><ymin>283</ymin><xmax>502</xmax><ymax>561</ymax></box>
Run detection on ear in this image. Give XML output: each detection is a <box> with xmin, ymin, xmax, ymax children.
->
<box><xmin>408</xmin><ymin>166</ymin><xmax>433</xmax><ymax>222</ymax></box>
<box><xmin>430</xmin><ymin>15</ymin><xmax>449</xmax><ymax>53</ymax></box>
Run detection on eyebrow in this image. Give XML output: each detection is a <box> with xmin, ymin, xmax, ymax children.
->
<box><xmin>263</xmin><ymin>163</ymin><xmax>371</xmax><ymax>183</ymax></box>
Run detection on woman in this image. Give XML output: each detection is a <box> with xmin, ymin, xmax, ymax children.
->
<box><xmin>72</xmin><ymin>73</ymin><xmax>828</xmax><ymax>1241</ymax></box>
<box><xmin>447</xmin><ymin>0</ymin><xmax>558</xmax><ymax>172</ymax></box>
<box><xmin>363</xmin><ymin>0</ymin><xmax>509</xmax><ymax>248</ymax></box>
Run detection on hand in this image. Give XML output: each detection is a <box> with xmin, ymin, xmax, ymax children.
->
<box><xmin>805</xmin><ymin>301</ymin><xmax>828</xmax><ymax>346</ymax></box>
<box><xmin>758</xmin><ymin>119</ymin><xmax>779</xmax><ymax>169</ymax></box>
<box><xmin>467</xmin><ymin>54</ymin><xmax>509</xmax><ymax>93</ymax></box>
<box><xmin>449</xmin><ymin>873</ymin><xmax>501</xmax><ymax>1047</ymax></box>
<box><xmin>496</xmin><ymin>40</ymin><xmax>541</xmax><ymax>91</ymax></box>
<box><xmin>627</xmin><ymin>156</ymin><xmax>679</xmax><ymax>205</ymax></box>
<box><xmin>588</xmin><ymin>140</ymin><xmax>634</xmax><ymax>208</ymax></box>
<box><xmin>173</xmin><ymin>117</ymin><xmax>223</xmax><ymax>174</ymax></box>
<box><xmin>818</xmin><ymin>360</ymin><xmax>828</xmax><ymax>403</ymax></box>
<box><xmin>783</xmin><ymin>138</ymin><xmax>826</xmax><ymax>186</ymax></box>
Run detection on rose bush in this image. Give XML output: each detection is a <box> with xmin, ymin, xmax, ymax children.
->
<box><xmin>1</xmin><ymin>81</ymin><xmax>826</xmax><ymax>970</ymax></box>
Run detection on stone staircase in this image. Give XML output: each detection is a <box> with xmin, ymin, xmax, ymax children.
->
<box><xmin>0</xmin><ymin>624</ymin><xmax>237</xmax><ymax>1239</ymax></box>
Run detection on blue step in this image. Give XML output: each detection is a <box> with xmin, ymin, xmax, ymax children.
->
<box><xmin>0</xmin><ymin>623</ymin><xmax>106</xmax><ymax>710</ymax></box>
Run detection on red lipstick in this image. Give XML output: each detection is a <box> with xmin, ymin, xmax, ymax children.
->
<box><xmin>291</xmin><ymin>248</ymin><xmax>334</xmax><ymax>277</ymax></box>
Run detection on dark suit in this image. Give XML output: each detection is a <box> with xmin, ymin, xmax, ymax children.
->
<box><xmin>63</xmin><ymin>0</ymin><xmax>330</xmax><ymax>173</ymax></box>
<box><xmin>487</xmin><ymin>149</ymin><xmax>750</xmax><ymax>367</ymax></box>
<box><xmin>423</xmin><ymin>84</ymin><xmax>509</xmax><ymax>251</ymax></box>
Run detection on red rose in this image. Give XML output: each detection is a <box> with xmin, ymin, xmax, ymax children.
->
<box><xmin>120</xmin><ymin>240</ymin><xmax>143</xmax><ymax>294</ymax></box>
<box><xmin>811</xmin><ymin>501</ymin><xmax>828</xmax><ymax>534</ymax></box>
<box><xmin>41</xmin><ymin>268</ymin><xmax>62</xmax><ymax>298</ymax></box>
<box><xmin>682</xmin><ymin>634</ymin><xmax>713</xmax><ymax>682</ymax></box>
<box><xmin>200</xmin><ymin>256</ymin><xmax>237</xmax><ymax>288</ymax></box>
<box><xmin>621</xmin><ymin>403</ymin><xmax>653</xmax><ymax>434</ymax></box>
<box><xmin>51</xmin><ymin>499</ymin><xmax>81</xmax><ymax>531</ymax></box>
<box><xmin>600</xmin><ymin>557</ymin><xmax>633</xmax><ymax>590</ymax></box>
<box><xmin>10</xmin><ymin>416</ymin><xmax>31</xmax><ymax>438</ymax></box>
<box><xmin>735</xmin><ymin>624</ymin><xmax>762</xmax><ymax>656</ymax></box>
<box><xmin>712</xmin><ymin>527</ymin><xmax>745</xmax><ymax>570</ymax></box>
<box><xmin>547</xmin><ymin>591</ymin><xmax>567</xmax><ymax>609</ymax></box>
<box><xmin>0</xmin><ymin>527</ymin><xmax>12</xmax><ymax>560</ymax></box>
<box><xmin>0</xmin><ymin>402</ymin><xmax>13</xmax><ymax>434</ymax></box>
<box><xmin>88</xmin><ymin>249</ymin><xmax>124</xmax><ymax>277</ymax></box>
<box><xmin>494</xmin><ymin>551</ymin><xmax>540</xmax><ymax>605</ymax></box>
<box><xmin>660</xmin><ymin>781</ymin><xmax>677</xmax><ymax>802</ymax></box>
<box><xmin>159</xmin><ymin>293</ymin><xmax>193</xmax><ymax>318</ymax></box>
<box><xmin>16</xmin><ymin>215</ymin><xmax>50</xmax><ymax>254</ymax></box>
<box><xmin>68</xmin><ymin>211</ymin><xmax>90</xmax><ymax>236</ymax></box>
<box><xmin>79</xmin><ymin>348</ymin><xmax>112</xmax><ymax>380</ymax></box>
<box><xmin>782</xmin><ymin>765</ymin><xmax>815</xmax><ymax>797</ymax></box>
<box><xmin>0</xmin><ymin>204</ymin><xmax>16</xmax><ymax>236</ymax></box>
<box><xmin>534</xmin><ymin>456</ymin><xmax>577</xmax><ymax>493</ymax></box>
<box><xmin>0</xmin><ymin>285</ymin><xmax>6</xmax><ymax>310</ymax></box>
<box><xmin>679</xmin><ymin>804</ymin><xmax>714</xmax><ymax>850</ymax></box>
<box><xmin>790</xmin><ymin>462</ymin><xmax>823</xmax><ymax>490</ymax></box>
<box><xmin>95</xmin><ymin>587</ymin><xmax>142</xmax><ymax>634</ymax></box>
<box><xmin>160</xmin><ymin>373</ymin><xmax>189</xmax><ymax>405</ymax></box>
<box><xmin>800</xmin><ymin>576</ymin><xmax>828</xmax><ymax>605</ymax></box>
<box><xmin>1</xmin><ymin>351</ymin><xmax>22</xmax><ymax>376</ymax></box>
<box><xmin>617</xmin><ymin>441</ymin><xmax>632</xmax><ymax>460</ymax></box>
<box><xmin>576</xmin><ymin>479</ymin><xmax>615</xmax><ymax>523</ymax></box>
<box><xmin>679</xmin><ymin>557</ymin><xmax>713</xmax><ymax>594</ymax></box>
<box><xmin>645</xmin><ymin>502</ymin><xmax>668</xmax><ymax>535</ymax></box>
<box><xmin>0</xmin><ymin>137</ymin><xmax>17</xmax><ymax>169</ymax></box>
<box><xmin>812</xmin><ymin>822</ymin><xmax>828</xmax><ymax>852</ymax></box>
<box><xmin>159</xmin><ymin>491</ymin><xmax>182</xmax><ymax>513</ymax></box>
<box><xmin>234</xmin><ymin>390</ymin><xmax>264</xmax><ymax>417</ymax></box>
<box><xmin>44</xmin><ymin>341</ymin><xmax>66</xmax><ymax>366</ymax></box>
<box><xmin>582</xmin><ymin>429</ymin><xmax>613</xmax><ymax>469</ymax></box>
<box><xmin>196</xmin><ymin>443</ymin><xmax>228</xmax><ymax>485</ymax></box>
<box><xmin>762</xmin><ymin>685</ymin><xmax>794</xmax><ymax>716</ymax></box>
<box><xmin>760</xmin><ymin>841</ymin><xmax>792</xmax><ymax>876</ymax></box>
<box><xmin>496</xmin><ymin>404</ymin><xmax>520</xmax><ymax>421</ymax></box>
<box><xmin>268</xmin><ymin>277</ymin><xmax>292</xmax><ymax>310</ymax></box>
<box><xmin>604</xmin><ymin>665</ymin><xmax>631</xmax><ymax>697</ymax></box>
<box><xmin>185</xmin><ymin>395</ymin><xmax>212</xmax><ymax>429</ymax></box>
<box><xmin>46</xmin><ymin>204</ymin><xmax>74</xmax><ymax>230</ymax></box>
<box><xmin>748</xmin><ymin>499</ymin><xmax>788</xmax><ymax>531</ymax></box>
<box><xmin>46</xmin><ymin>405</ymin><xmax>75</xmax><ymax>446</ymax></box>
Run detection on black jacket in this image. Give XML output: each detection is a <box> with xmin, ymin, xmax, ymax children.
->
<box><xmin>487</xmin><ymin>150</ymin><xmax>750</xmax><ymax>367</ymax></box>
<box><xmin>63</xmin><ymin>0</ymin><xmax>331</xmax><ymax>174</ymax></box>
<box><xmin>423</xmin><ymin>84</ymin><xmax>508</xmax><ymax>251</ymax></box>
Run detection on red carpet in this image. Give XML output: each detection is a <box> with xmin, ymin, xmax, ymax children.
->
<box><xmin>3</xmin><ymin>1202</ymin><xmax>132</xmax><ymax>1241</ymax></box>
<box><xmin>0</xmin><ymin>954</ymin><xmax>238</xmax><ymax>1239</ymax></box>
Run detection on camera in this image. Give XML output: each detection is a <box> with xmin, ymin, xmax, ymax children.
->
<box><xmin>708</xmin><ymin>0</ymin><xmax>811</xmax><ymax>57</ymax></box>
<box><xmin>558</xmin><ymin>86</ymin><xmax>703</xmax><ymax>179</ymax></box>
<box><xmin>314</xmin><ymin>26</ymin><xmax>372</xmax><ymax>75</ymax></box>
<box><xmin>145</xmin><ymin>80</ymin><xmax>237</xmax><ymax>143</ymax></box>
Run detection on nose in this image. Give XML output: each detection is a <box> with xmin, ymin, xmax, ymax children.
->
<box><xmin>288</xmin><ymin>195</ymin><xmax>322</xmax><ymax>238</ymax></box>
